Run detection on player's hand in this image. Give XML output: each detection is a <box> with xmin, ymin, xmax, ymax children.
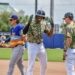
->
<box><xmin>0</xmin><ymin>42</ymin><xmax>2</xmax><ymax>46</ymax></box>
<box><xmin>21</xmin><ymin>35</ymin><xmax>27</xmax><ymax>42</ymax></box>
<box><xmin>46</xmin><ymin>28</ymin><xmax>53</xmax><ymax>36</ymax></box>
<box><xmin>63</xmin><ymin>51</ymin><xmax>67</xmax><ymax>60</ymax></box>
<box><xmin>0</xmin><ymin>41</ymin><xmax>5</xmax><ymax>46</ymax></box>
<box><xmin>1</xmin><ymin>44</ymin><xmax>8</xmax><ymax>48</ymax></box>
<box><xmin>0</xmin><ymin>41</ymin><xmax>5</xmax><ymax>44</ymax></box>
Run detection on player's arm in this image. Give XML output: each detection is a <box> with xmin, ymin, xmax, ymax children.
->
<box><xmin>23</xmin><ymin>15</ymin><xmax>33</xmax><ymax>34</ymax></box>
<box><xmin>63</xmin><ymin>28</ymin><xmax>72</xmax><ymax>60</ymax></box>
<box><xmin>0</xmin><ymin>37</ymin><xmax>10</xmax><ymax>47</ymax></box>
<box><xmin>5</xmin><ymin>37</ymin><xmax>11</xmax><ymax>43</ymax></box>
<box><xmin>65</xmin><ymin>29</ymin><xmax>72</xmax><ymax>49</ymax></box>
<box><xmin>4</xmin><ymin>28</ymin><xmax>12</xmax><ymax>43</ymax></box>
<box><xmin>0</xmin><ymin>37</ymin><xmax>10</xmax><ymax>45</ymax></box>
<box><xmin>63</xmin><ymin>37</ymin><xmax>72</xmax><ymax>60</ymax></box>
<box><xmin>44</xmin><ymin>18</ymin><xmax>54</xmax><ymax>36</ymax></box>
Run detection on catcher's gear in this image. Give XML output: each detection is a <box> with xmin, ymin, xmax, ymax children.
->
<box><xmin>23</xmin><ymin>15</ymin><xmax>33</xmax><ymax>34</ymax></box>
<box><xmin>35</xmin><ymin>10</ymin><xmax>45</xmax><ymax>18</ymax></box>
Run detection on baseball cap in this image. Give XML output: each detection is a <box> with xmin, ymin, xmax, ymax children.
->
<box><xmin>10</xmin><ymin>15</ymin><xmax>18</xmax><ymax>20</ymax></box>
<box><xmin>63</xmin><ymin>12</ymin><xmax>73</xmax><ymax>20</ymax></box>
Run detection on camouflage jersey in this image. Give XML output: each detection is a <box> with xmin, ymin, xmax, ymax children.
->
<box><xmin>63</xmin><ymin>21</ymin><xmax>75</xmax><ymax>48</ymax></box>
<box><xmin>27</xmin><ymin>20</ymin><xmax>50</xmax><ymax>43</ymax></box>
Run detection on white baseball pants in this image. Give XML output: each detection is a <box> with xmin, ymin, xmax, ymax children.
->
<box><xmin>27</xmin><ymin>42</ymin><xmax>47</xmax><ymax>75</ymax></box>
<box><xmin>66</xmin><ymin>48</ymin><xmax>75</xmax><ymax>75</ymax></box>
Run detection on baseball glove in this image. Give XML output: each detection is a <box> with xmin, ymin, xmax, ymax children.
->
<box><xmin>0</xmin><ymin>39</ymin><xmax>25</xmax><ymax>48</ymax></box>
<box><xmin>9</xmin><ymin>40</ymin><xmax>24</xmax><ymax>47</ymax></box>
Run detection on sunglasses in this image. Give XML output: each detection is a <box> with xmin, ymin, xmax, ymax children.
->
<box><xmin>10</xmin><ymin>19</ymin><xmax>14</xmax><ymax>21</ymax></box>
<box><xmin>10</xmin><ymin>19</ymin><xmax>16</xmax><ymax>21</ymax></box>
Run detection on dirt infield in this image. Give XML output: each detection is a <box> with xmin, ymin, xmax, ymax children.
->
<box><xmin>0</xmin><ymin>60</ymin><xmax>66</xmax><ymax>75</ymax></box>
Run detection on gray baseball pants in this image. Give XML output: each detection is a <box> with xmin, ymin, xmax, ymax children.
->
<box><xmin>7</xmin><ymin>45</ymin><xmax>26</xmax><ymax>75</ymax></box>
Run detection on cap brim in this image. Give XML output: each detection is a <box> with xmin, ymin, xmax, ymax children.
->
<box><xmin>63</xmin><ymin>18</ymin><xmax>65</xmax><ymax>20</ymax></box>
<box><xmin>8</xmin><ymin>18</ymin><xmax>17</xmax><ymax>20</ymax></box>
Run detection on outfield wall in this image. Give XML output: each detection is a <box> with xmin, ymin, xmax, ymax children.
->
<box><xmin>42</xmin><ymin>33</ymin><xmax>64</xmax><ymax>48</ymax></box>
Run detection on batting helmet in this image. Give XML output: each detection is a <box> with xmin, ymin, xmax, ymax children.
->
<box><xmin>63</xmin><ymin>12</ymin><xmax>74</xmax><ymax>20</ymax></box>
<box><xmin>35</xmin><ymin>10</ymin><xmax>45</xmax><ymax>18</ymax></box>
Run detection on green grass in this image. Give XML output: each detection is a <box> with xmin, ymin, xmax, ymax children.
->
<box><xmin>46</xmin><ymin>49</ymin><xmax>63</xmax><ymax>62</ymax></box>
<box><xmin>0</xmin><ymin>48</ymin><xmax>64</xmax><ymax>62</ymax></box>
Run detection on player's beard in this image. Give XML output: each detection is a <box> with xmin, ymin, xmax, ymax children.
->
<box><xmin>35</xmin><ymin>18</ymin><xmax>42</xmax><ymax>24</ymax></box>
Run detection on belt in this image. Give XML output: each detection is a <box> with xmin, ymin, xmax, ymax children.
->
<box><xmin>37</xmin><ymin>42</ymin><xmax>42</xmax><ymax>44</ymax></box>
<box><xmin>14</xmin><ymin>44</ymin><xmax>24</xmax><ymax>48</ymax></box>
<box><xmin>71</xmin><ymin>48</ymin><xmax>75</xmax><ymax>49</ymax></box>
<box><xmin>70</xmin><ymin>47</ymin><xmax>75</xmax><ymax>49</ymax></box>
<box><xmin>29</xmin><ymin>42</ymin><xmax>42</xmax><ymax>44</ymax></box>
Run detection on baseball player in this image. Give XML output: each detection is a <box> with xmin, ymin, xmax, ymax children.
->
<box><xmin>23</xmin><ymin>10</ymin><xmax>54</xmax><ymax>75</ymax></box>
<box><xmin>1</xmin><ymin>15</ymin><xmax>27</xmax><ymax>75</ymax></box>
<box><xmin>63</xmin><ymin>12</ymin><xmax>75</xmax><ymax>75</ymax></box>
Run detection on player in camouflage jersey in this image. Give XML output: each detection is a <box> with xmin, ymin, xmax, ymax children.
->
<box><xmin>23</xmin><ymin>10</ymin><xmax>54</xmax><ymax>75</ymax></box>
<box><xmin>63</xmin><ymin>12</ymin><xmax>75</xmax><ymax>75</ymax></box>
